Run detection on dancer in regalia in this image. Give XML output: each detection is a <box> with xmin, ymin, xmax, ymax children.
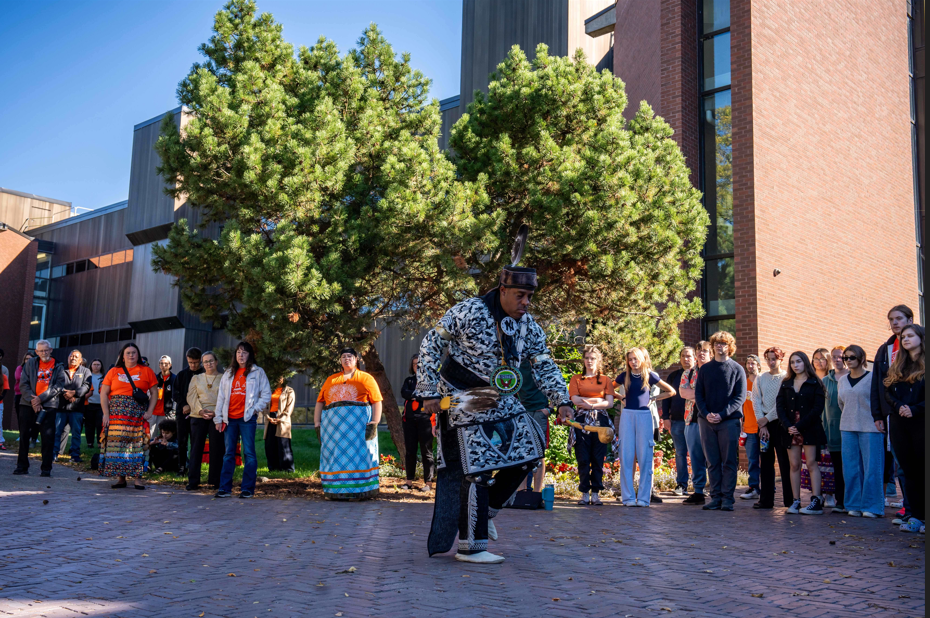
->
<box><xmin>417</xmin><ymin>226</ymin><xmax>573</xmax><ymax>564</ymax></box>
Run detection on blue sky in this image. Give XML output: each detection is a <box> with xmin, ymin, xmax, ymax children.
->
<box><xmin>0</xmin><ymin>0</ymin><xmax>463</xmax><ymax>212</ymax></box>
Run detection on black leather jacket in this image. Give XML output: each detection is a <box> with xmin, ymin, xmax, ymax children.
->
<box><xmin>776</xmin><ymin>376</ymin><xmax>826</xmax><ymax>433</ymax></box>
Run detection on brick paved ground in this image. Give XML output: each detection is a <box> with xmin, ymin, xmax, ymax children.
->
<box><xmin>0</xmin><ymin>451</ymin><xmax>924</xmax><ymax>618</ymax></box>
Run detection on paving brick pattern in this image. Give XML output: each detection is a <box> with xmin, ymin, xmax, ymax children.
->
<box><xmin>0</xmin><ymin>451</ymin><xmax>924</xmax><ymax>618</ymax></box>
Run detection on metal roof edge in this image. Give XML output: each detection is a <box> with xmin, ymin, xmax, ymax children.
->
<box><xmin>134</xmin><ymin>105</ymin><xmax>189</xmax><ymax>131</ymax></box>
<box><xmin>584</xmin><ymin>2</ymin><xmax>617</xmax><ymax>25</ymax></box>
<box><xmin>0</xmin><ymin>187</ymin><xmax>72</xmax><ymax>208</ymax></box>
<box><xmin>28</xmin><ymin>200</ymin><xmax>128</xmax><ymax>234</ymax></box>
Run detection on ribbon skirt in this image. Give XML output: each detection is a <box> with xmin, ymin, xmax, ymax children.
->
<box><xmin>99</xmin><ymin>395</ymin><xmax>147</xmax><ymax>479</ymax></box>
<box><xmin>319</xmin><ymin>402</ymin><xmax>379</xmax><ymax>498</ymax></box>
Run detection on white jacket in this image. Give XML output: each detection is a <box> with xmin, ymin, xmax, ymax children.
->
<box><xmin>214</xmin><ymin>365</ymin><xmax>272</xmax><ymax>426</ymax></box>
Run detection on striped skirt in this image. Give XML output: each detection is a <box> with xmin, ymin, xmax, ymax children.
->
<box><xmin>319</xmin><ymin>402</ymin><xmax>379</xmax><ymax>499</ymax></box>
<box><xmin>99</xmin><ymin>395</ymin><xmax>147</xmax><ymax>479</ymax></box>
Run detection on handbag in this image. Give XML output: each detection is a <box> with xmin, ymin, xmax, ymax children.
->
<box><xmin>122</xmin><ymin>366</ymin><xmax>150</xmax><ymax>408</ymax></box>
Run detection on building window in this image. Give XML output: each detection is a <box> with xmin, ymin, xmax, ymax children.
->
<box><xmin>698</xmin><ymin>0</ymin><xmax>733</xmax><ymax>338</ymax></box>
<box><xmin>51</xmin><ymin>249</ymin><xmax>133</xmax><ymax>279</ymax></box>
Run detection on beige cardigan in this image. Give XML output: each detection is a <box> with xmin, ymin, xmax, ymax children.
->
<box><xmin>187</xmin><ymin>373</ymin><xmax>220</xmax><ymax>419</ymax></box>
<box><xmin>263</xmin><ymin>386</ymin><xmax>295</xmax><ymax>439</ymax></box>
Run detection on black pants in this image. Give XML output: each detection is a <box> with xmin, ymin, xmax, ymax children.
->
<box><xmin>889</xmin><ymin>413</ymin><xmax>925</xmax><ymax>521</ymax></box>
<box><xmin>264</xmin><ymin>432</ymin><xmax>294</xmax><ymax>472</ymax></box>
<box><xmin>574</xmin><ymin>415</ymin><xmax>610</xmax><ymax>493</ymax></box>
<box><xmin>403</xmin><ymin>413</ymin><xmax>435</xmax><ymax>483</ymax></box>
<box><xmin>176</xmin><ymin>413</ymin><xmax>191</xmax><ymax>471</ymax></box>
<box><xmin>698</xmin><ymin>417</ymin><xmax>741</xmax><ymax>505</ymax></box>
<box><xmin>189</xmin><ymin>418</ymin><xmax>225</xmax><ymax>487</ymax></box>
<box><xmin>457</xmin><ymin>463</ymin><xmax>533</xmax><ymax>554</ymax></box>
<box><xmin>149</xmin><ymin>444</ymin><xmax>180</xmax><ymax>473</ymax></box>
<box><xmin>830</xmin><ymin>449</ymin><xmax>845</xmax><ymax>508</ymax></box>
<box><xmin>83</xmin><ymin>404</ymin><xmax>103</xmax><ymax>447</ymax></box>
<box><xmin>16</xmin><ymin>405</ymin><xmax>56</xmax><ymax>473</ymax></box>
<box><xmin>759</xmin><ymin>423</ymin><xmax>794</xmax><ymax>507</ymax></box>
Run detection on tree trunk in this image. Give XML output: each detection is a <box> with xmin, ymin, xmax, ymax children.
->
<box><xmin>362</xmin><ymin>345</ymin><xmax>405</xmax><ymax>462</ymax></box>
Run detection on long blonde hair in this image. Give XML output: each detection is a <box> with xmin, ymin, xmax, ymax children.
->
<box><xmin>624</xmin><ymin>348</ymin><xmax>650</xmax><ymax>394</ymax></box>
<box><xmin>581</xmin><ymin>344</ymin><xmax>605</xmax><ymax>384</ymax></box>
<box><xmin>884</xmin><ymin>324</ymin><xmax>925</xmax><ymax>386</ymax></box>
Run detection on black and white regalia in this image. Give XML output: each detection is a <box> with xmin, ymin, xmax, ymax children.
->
<box><xmin>415</xmin><ymin>267</ymin><xmax>571</xmax><ymax>559</ymax></box>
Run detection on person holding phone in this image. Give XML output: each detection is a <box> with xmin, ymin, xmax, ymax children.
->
<box><xmin>186</xmin><ymin>351</ymin><xmax>224</xmax><ymax>490</ymax></box>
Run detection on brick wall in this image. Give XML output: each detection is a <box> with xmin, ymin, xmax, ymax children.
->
<box><xmin>0</xmin><ymin>232</ymin><xmax>37</xmax><ymax>430</ymax></box>
<box><xmin>613</xmin><ymin>0</ymin><xmax>662</xmax><ymax>119</ymax></box>
<box><xmin>748</xmin><ymin>0</ymin><xmax>919</xmax><ymax>359</ymax></box>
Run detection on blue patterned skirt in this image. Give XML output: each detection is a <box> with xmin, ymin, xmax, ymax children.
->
<box><xmin>319</xmin><ymin>402</ymin><xmax>379</xmax><ymax>499</ymax></box>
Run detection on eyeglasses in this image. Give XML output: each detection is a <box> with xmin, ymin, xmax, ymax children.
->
<box><xmin>841</xmin><ymin>356</ymin><xmax>859</xmax><ymax>362</ymax></box>
<box><xmin>203</xmin><ymin>359</ymin><xmax>217</xmax><ymax>365</ymax></box>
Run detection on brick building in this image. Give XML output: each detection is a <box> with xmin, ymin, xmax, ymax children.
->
<box><xmin>587</xmin><ymin>0</ymin><xmax>923</xmax><ymax>357</ymax></box>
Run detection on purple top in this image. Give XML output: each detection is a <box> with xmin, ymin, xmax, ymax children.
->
<box><xmin>14</xmin><ymin>365</ymin><xmax>23</xmax><ymax>395</ymax></box>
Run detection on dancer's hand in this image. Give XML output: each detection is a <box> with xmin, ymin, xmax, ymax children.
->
<box><xmin>423</xmin><ymin>398</ymin><xmax>442</xmax><ymax>415</ymax></box>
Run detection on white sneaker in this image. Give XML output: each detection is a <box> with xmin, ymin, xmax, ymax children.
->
<box><xmin>636</xmin><ymin>500</ymin><xmax>650</xmax><ymax>507</ymax></box>
<box><xmin>862</xmin><ymin>511</ymin><xmax>881</xmax><ymax>518</ymax></box>
<box><xmin>455</xmin><ymin>551</ymin><xmax>505</xmax><ymax>564</ymax></box>
<box><xmin>786</xmin><ymin>499</ymin><xmax>801</xmax><ymax>514</ymax></box>
<box><xmin>487</xmin><ymin>520</ymin><xmax>497</xmax><ymax>541</ymax></box>
<box><xmin>847</xmin><ymin>510</ymin><xmax>862</xmax><ymax>517</ymax></box>
<box><xmin>740</xmin><ymin>489</ymin><xmax>759</xmax><ymax>500</ymax></box>
<box><xmin>800</xmin><ymin>496</ymin><xmax>824</xmax><ymax>515</ymax></box>
<box><xmin>674</xmin><ymin>485</ymin><xmax>685</xmax><ymax>496</ymax></box>
<box><xmin>823</xmin><ymin>494</ymin><xmax>836</xmax><ymax>508</ymax></box>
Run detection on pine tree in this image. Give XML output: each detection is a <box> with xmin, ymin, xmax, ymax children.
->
<box><xmin>152</xmin><ymin>0</ymin><xmax>491</xmax><ymax>458</ymax></box>
<box><xmin>449</xmin><ymin>45</ymin><xmax>708</xmax><ymax>369</ymax></box>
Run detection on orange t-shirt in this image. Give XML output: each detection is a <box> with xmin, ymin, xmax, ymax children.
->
<box><xmin>569</xmin><ymin>374</ymin><xmax>616</xmax><ymax>400</ymax></box>
<box><xmin>2</xmin><ymin>373</ymin><xmax>9</xmax><ymax>392</ymax></box>
<box><xmin>743</xmin><ymin>377</ymin><xmax>758</xmax><ymax>434</ymax></box>
<box><xmin>36</xmin><ymin>359</ymin><xmax>56</xmax><ymax>396</ymax></box>
<box><xmin>102</xmin><ymin>365</ymin><xmax>157</xmax><ymax>398</ymax></box>
<box><xmin>228</xmin><ymin>369</ymin><xmax>247</xmax><ymax>419</ymax></box>
<box><xmin>316</xmin><ymin>370</ymin><xmax>383</xmax><ymax>406</ymax></box>
<box><xmin>270</xmin><ymin>387</ymin><xmax>283</xmax><ymax>413</ymax></box>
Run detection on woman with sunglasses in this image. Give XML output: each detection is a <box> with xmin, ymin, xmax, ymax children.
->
<box><xmin>838</xmin><ymin>345</ymin><xmax>883</xmax><ymax>518</ymax></box>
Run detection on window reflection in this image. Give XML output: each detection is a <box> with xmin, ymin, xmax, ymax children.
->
<box><xmin>702</xmin><ymin>90</ymin><xmax>733</xmax><ymax>256</ymax></box>
<box><xmin>703</xmin><ymin>33</ymin><xmax>731</xmax><ymax>91</ymax></box>
<box><xmin>703</xmin><ymin>0</ymin><xmax>730</xmax><ymax>33</ymax></box>
<box><xmin>705</xmin><ymin>257</ymin><xmax>735</xmax><ymax>316</ymax></box>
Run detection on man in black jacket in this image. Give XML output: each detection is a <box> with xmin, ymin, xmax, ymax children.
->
<box><xmin>172</xmin><ymin>347</ymin><xmax>203</xmax><ymax>474</ymax></box>
<box><xmin>51</xmin><ymin>350</ymin><xmax>92</xmax><ymax>462</ymax></box>
<box><xmin>15</xmin><ymin>340</ymin><xmax>63</xmax><ymax>476</ymax></box>
<box><xmin>870</xmin><ymin>304</ymin><xmax>914</xmax><ymax>521</ymax></box>
<box><xmin>661</xmin><ymin>347</ymin><xmax>696</xmax><ymax>496</ymax></box>
<box><xmin>694</xmin><ymin>331</ymin><xmax>747</xmax><ymax>511</ymax></box>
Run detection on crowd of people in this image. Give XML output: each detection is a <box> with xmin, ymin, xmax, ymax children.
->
<box><xmin>3</xmin><ymin>304</ymin><xmax>924</xmax><ymax>534</ymax></box>
<box><xmin>545</xmin><ymin>304</ymin><xmax>924</xmax><ymax>534</ymax></box>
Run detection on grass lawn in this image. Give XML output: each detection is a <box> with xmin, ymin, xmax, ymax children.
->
<box><xmin>2</xmin><ymin>426</ymin><xmax>401</xmax><ymax>485</ymax></box>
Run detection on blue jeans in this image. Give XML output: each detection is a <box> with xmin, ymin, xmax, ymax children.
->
<box><xmin>53</xmin><ymin>411</ymin><xmax>84</xmax><ymax>459</ymax></box>
<box><xmin>619</xmin><ymin>409</ymin><xmax>655</xmax><ymax>504</ymax></box>
<box><xmin>670</xmin><ymin>420</ymin><xmax>689</xmax><ymax>489</ymax></box>
<box><xmin>744</xmin><ymin>432</ymin><xmax>761</xmax><ymax>490</ymax></box>
<box><xmin>219</xmin><ymin>417</ymin><xmax>258</xmax><ymax>493</ymax></box>
<box><xmin>684</xmin><ymin>421</ymin><xmax>707</xmax><ymax>494</ymax></box>
<box><xmin>842</xmin><ymin>430</ymin><xmax>885</xmax><ymax>515</ymax></box>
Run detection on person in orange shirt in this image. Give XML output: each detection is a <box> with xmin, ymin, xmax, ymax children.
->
<box><xmin>213</xmin><ymin>341</ymin><xmax>271</xmax><ymax>499</ymax></box>
<box><xmin>99</xmin><ymin>342</ymin><xmax>159</xmax><ymax>489</ymax></box>
<box><xmin>568</xmin><ymin>345</ymin><xmax>615</xmax><ymax>506</ymax></box>
<box><xmin>14</xmin><ymin>340</ymin><xmax>64</xmax><ymax>476</ymax></box>
<box><xmin>314</xmin><ymin>347</ymin><xmax>383</xmax><ymax>500</ymax></box>
<box><xmin>739</xmin><ymin>354</ymin><xmax>762</xmax><ymax>501</ymax></box>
